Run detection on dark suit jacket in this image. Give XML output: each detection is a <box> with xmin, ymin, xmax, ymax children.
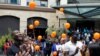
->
<box><xmin>88</xmin><ymin>42</ymin><xmax>100</xmax><ymax>56</ymax></box>
<box><xmin>6</xmin><ymin>44</ymin><xmax>19</xmax><ymax>56</ymax></box>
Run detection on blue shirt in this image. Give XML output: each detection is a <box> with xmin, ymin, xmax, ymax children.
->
<box><xmin>51</xmin><ymin>44</ymin><xmax>57</xmax><ymax>52</ymax></box>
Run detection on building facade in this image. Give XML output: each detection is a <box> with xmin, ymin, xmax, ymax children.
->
<box><xmin>0</xmin><ymin>0</ymin><xmax>100</xmax><ymax>35</ymax></box>
<box><xmin>54</xmin><ymin>1</ymin><xmax>100</xmax><ymax>32</ymax></box>
<box><xmin>0</xmin><ymin>0</ymin><xmax>59</xmax><ymax>36</ymax></box>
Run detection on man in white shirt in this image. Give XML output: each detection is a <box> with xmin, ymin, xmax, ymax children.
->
<box><xmin>63</xmin><ymin>34</ymin><xmax>87</xmax><ymax>56</ymax></box>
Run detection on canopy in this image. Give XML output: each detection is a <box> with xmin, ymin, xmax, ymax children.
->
<box><xmin>52</xmin><ymin>3</ymin><xmax>100</xmax><ymax>18</ymax></box>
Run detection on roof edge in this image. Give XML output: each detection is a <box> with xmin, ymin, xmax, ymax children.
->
<box><xmin>0</xmin><ymin>4</ymin><xmax>56</xmax><ymax>12</ymax></box>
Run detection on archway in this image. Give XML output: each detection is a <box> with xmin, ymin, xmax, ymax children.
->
<box><xmin>27</xmin><ymin>17</ymin><xmax>48</xmax><ymax>39</ymax></box>
<box><xmin>0</xmin><ymin>15</ymin><xmax>20</xmax><ymax>36</ymax></box>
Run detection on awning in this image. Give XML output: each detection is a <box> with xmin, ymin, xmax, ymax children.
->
<box><xmin>52</xmin><ymin>3</ymin><xmax>100</xmax><ymax>18</ymax></box>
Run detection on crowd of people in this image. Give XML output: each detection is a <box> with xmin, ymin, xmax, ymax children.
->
<box><xmin>2</xmin><ymin>29</ymin><xmax>100</xmax><ymax>56</ymax></box>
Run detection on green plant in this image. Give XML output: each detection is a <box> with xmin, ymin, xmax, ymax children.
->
<box><xmin>0</xmin><ymin>29</ymin><xmax>14</xmax><ymax>48</ymax></box>
<box><xmin>46</xmin><ymin>25</ymin><xmax>66</xmax><ymax>36</ymax></box>
<box><xmin>46</xmin><ymin>25</ymin><xmax>57</xmax><ymax>36</ymax></box>
<box><xmin>0</xmin><ymin>34</ymin><xmax>13</xmax><ymax>48</ymax></box>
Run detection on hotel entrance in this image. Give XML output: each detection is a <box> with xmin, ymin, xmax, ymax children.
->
<box><xmin>76</xmin><ymin>20</ymin><xmax>95</xmax><ymax>30</ymax></box>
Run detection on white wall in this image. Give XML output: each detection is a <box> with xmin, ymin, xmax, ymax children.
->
<box><xmin>21</xmin><ymin>0</ymin><xmax>27</xmax><ymax>6</ymax></box>
<box><xmin>48</xmin><ymin>0</ymin><xmax>57</xmax><ymax>7</ymax></box>
<box><xmin>0</xmin><ymin>0</ymin><xmax>6</xmax><ymax>4</ymax></box>
<box><xmin>60</xmin><ymin>0</ymin><xmax>68</xmax><ymax>5</ymax></box>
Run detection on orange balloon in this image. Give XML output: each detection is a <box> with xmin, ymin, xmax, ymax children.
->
<box><xmin>29</xmin><ymin>1</ymin><xmax>36</xmax><ymax>9</ymax></box>
<box><xmin>52</xmin><ymin>31</ymin><xmax>56</xmax><ymax>36</ymax></box>
<box><xmin>34</xmin><ymin>20</ymin><xmax>40</xmax><ymax>27</ymax></box>
<box><xmin>93</xmin><ymin>32</ymin><xmax>100</xmax><ymax>40</ymax></box>
<box><xmin>61</xmin><ymin>38</ymin><xmax>65</xmax><ymax>41</ymax></box>
<box><xmin>64</xmin><ymin>23</ymin><xmax>70</xmax><ymax>29</ymax></box>
<box><xmin>29</xmin><ymin>24</ymin><xmax>34</xmax><ymax>29</ymax></box>
<box><xmin>61</xmin><ymin>33</ymin><xmax>67</xmax><ymax>38</ymax></box>
<box><xmin>52</xmin><ymin>51</ymin><xmax>57</xmax><ymax>56</ymax></box>
<box><xmin>34</xmin><ymin>45</ymin><xmax>40</xmax><ymax>51</ymax></box>
<box><xmin>38</xmin><ymin>35</ymin><xmax>42</xmax><ymax>41</ymax></box>
<box><xmin>60</xmin><ymin>8</ymin><xmax>64</xmax><ymax>12</ymax></box>
<box><xmin>51</xmin><ymin>31</ymin><xmax>56</xmax><ymax>38</ymax></box>
<box><xmin>51</xmin><ymin>33</ymin><xmax>54</xmax><ymax>38</ymax></box>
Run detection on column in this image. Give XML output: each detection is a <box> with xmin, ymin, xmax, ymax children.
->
<box><xmin>20</xmin><ymin>17</ymin><xmax>27</xmax><ymax>33</ymax></box>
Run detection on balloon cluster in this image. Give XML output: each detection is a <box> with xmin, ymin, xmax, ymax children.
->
<box><xmin>50</xmin><ymin>22</ymin><xmax>70</xmax><ymax>38</ymax></box>
<box><xmin>29</xmin><ymin>20</ymin><xmax>40</xmax><ymax>30</ymax></box>
<box><xmin>28</xmin><ymin>20</ymin><xmax>41</xmax><ymax>41</ymax></box>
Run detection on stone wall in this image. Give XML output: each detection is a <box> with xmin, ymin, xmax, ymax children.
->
<box><xmin>0</xmin><ymin>4</ymin><xmax>58</xmax><ymax>33</ymax></box>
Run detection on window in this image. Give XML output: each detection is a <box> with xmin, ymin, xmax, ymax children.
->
<box><xmin>0</xmin><ymin>0</ymin><xmax>20</xmax><ymax>5</ymax></box>
<box><xmin>27</xmin><ymin>0</ymin><xmax>48</xmax><ymax>7</ymax></box>
<box><xmin>41</xmin><ymin>0</ymin><xmax>48</xmax><ymax>6</ymax></box>
<box><xmin>34</xmin><ymin>0</ymin><xmax>41</xmax><ymax>6</ymax></box>
<box><xmin>0</xmin><ymin>0</ymin><xmax>7</xmax><ymax>4</ymax></box>
<box><xmin>11</xmin><ymin>0</ymin><xmax>17</xmax><ymax>4</ymax></box>
<box><xmin>68</xmin><ymin>0</ymin><xmax>79</xmax><ymax>4</ymax></box>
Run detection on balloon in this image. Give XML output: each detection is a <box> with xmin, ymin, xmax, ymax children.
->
<box><xmin>34</xmin><ymin>45</ymin><xmax>40</xmax><ymax>51</ymax></box>
<box><xmin>34</xmin><ymin>20</ymin><xmax>40</xmax><ymax>27</ymax></box>
<box><xmin>29</xmin><ymin>1</ymin><xmax>36</xmax><ymax>9</ymax></box>
<box><xmin>52</xmin><ymin>51</ymin><xmax>57</xmax><ymax>56</ymax></box>
<box><xmin>64</xmin><ymin>23</ymin><xmax>71</xmax><ymax>29</ymax></box>
<box><xmin>93</xmin><ymin>32</ymin><xmax>100</xmax><ymax>40</ymax></box>
<box><xmin>51</xmin><ymin>31</ymin><xmax>56</xmax><ymax>38</ymax></box>
<box><xmin>38</xmin><ymin>35</ymin><xmax>42</xmax><ymax>41</ymax></box>
<box><xmin>29</xmin><ymin>24</ymin><xmax>34</xmax><ymax>29</ymax></box>
<box><xmin>60</xmin><ymin>8</ymin><xmax>64</xmax><ymax>12</ymax></box>
<box><xmin>61</xmin><ymin>38</ymin><xmax>65</xmax><ymax>41</ymax></box>
<box><xmin>61</xmin><ymin>33</ymin><xmax>67</xmax><ymax>38</ymax></box>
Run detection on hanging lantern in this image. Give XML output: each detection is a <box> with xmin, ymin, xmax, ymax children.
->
<box><xmin>38</xmin><ymin>35</ymin><xmax>42</xmax><ymax>41</ymax></box>
<box><xmin>59</xmin><ymin>8</ymin><xmax>64</xmax><ymax>12</ymax></box>
<box><xmin>61</xmin><ymin>33</ymin><xmax>67</xmax><ymax>38</ymax></box>
<box><xmin>29</xmin><ymin>24</ymin><xmax>34</xmax><ymax>29</ymax></box>
<box><xmin>51</xmin><ymin>31</ymin><xmax>56</xmax><ymax>38</ymax></box>
<box><xmin>34</xmin><ymin>45</ymin><xmax>40</xmax><ymax>51</ymax></box>
<box><xmin>93</xmin><ymin>32</ymin><xmax>100</xmax><ymax>40</ymax></box>
<box><xmin>29</xmin><ymin>1</ymin><xmax>36</xmax><ymax>9</ymax></box>
<box><xmin>52</xmin><ymin>51</ymin><xmax>57</xmax><ymax>56</ymax></box>
<box><xmin>64</xmin><ymin>23</ymin><xmax>71</xmax><ymax>29</ymax></box>
<box><xmin>34</xmin><ymin>20</ymin><xmax>40</xmax><ymax>27</ymax></box>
